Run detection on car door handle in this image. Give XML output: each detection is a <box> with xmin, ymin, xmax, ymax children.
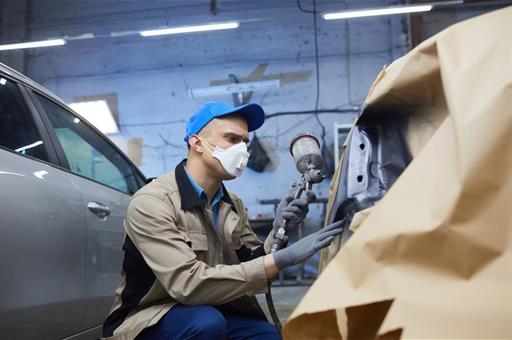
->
<box><xmin>88</xmin><ymin>201</ymin><xmax>111</xmax><ymax>219</ymax></box>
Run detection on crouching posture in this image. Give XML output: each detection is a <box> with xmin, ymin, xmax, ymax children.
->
<box><xmin>102</xmin><ymin>102</ymin><xmax>342</xmax><ymax>339</ymax></box>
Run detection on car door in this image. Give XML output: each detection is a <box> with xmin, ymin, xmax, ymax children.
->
<box><xmin>29</xmin><ymin>90</ymin><xmax>145</xmax><ymax>329</ymax></box>
<box><xmin>0</xmin><ymin>75</ymin><xmax>89</xmax><ymax>339</ymax></box>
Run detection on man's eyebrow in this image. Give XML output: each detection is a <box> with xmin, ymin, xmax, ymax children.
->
<box><xmin>224</xmin><ymin>132</ymin><xmax>249</xmax><ymax>143</ymax></box>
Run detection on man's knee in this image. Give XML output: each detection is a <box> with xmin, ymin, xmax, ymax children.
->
<box><xmin>224</xmin><ymin>315</ymin><xmax>281</xmax><ymax>340</ymax></box>
<box><xmin>139</xmin><ymin>305</ymin><xmax>228</xmax><ymax>339</ymax></box>
<box><xmin>190</xmin><ymin>306</ymin><xmax>227</xmax><ymax>338</ymax></box>
<box><xmin>259</xmin><ymin>322</ymin><xmax>281</xmax><ymax>340</ymax></box>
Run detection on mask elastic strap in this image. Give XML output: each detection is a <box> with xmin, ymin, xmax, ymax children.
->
<box><xmin>197</xmin><ymin>136</ymin><xmax>214</xmax><ymax>153</ymax></box>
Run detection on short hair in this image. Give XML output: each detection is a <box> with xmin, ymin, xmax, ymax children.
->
<box><xmin>186</xmin><ymin>119</ymin><xmax>215</xmax><ymax>152</ymax></box>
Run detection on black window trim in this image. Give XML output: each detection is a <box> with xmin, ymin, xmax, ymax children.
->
<box><xmin>17</xmin><ymin>84</ymin><xmax>62</xmax><ymax>166</ymax></box>
<box><xmin>0</xmin><ymin>72</ymin><xmax>60</xmax><ymax>167</ymax></box>
<box><xmin>23</xmin><ymin>85</ymin><xmax>147</xmax><ymax>195</ymax></box>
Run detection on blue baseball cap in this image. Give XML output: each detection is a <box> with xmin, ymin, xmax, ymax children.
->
<box><xmin>184</xmin><ymin>101</ymin><xmax>265</xmax><ymax>142</ymax></box>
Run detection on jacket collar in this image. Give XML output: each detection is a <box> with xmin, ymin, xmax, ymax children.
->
<box><xmin>175</xmin><ymin>159</ymin><xmax>235</xmax><ymax>211</ymax></box>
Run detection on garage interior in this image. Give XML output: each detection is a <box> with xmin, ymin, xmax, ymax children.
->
<box><xmin>0</xmin><ymin>1</ymin><xmax>510</xmax><ymax>339</ymax></box>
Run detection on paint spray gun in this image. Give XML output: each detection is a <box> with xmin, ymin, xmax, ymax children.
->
<box><xmin>266</xmin><ymin>133</ymin><xmax>325</xmax><ymax>330</ymax></box>
<box><xmin>270</xmin><ymin>133</ymin><xmax>325</xmax><ymax>253</ymax></box>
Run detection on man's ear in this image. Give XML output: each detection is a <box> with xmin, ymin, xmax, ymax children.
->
<box><xmin>188</xmin><ymin>134</ymin><xmax>204</xmax><ymax>154</ymax></box>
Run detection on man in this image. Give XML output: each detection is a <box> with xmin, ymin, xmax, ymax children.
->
<box><xmin>102</xmin><ymin>102</ymin><xmax>343</xmax><ymax>339</ymax></box>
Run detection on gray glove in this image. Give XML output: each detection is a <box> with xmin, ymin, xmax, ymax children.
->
<box><xmin>272</xmin><ymin>219</ymin><xmax>344</xmax><ymax>271</ymax></box>
<box><xmin>273</xmin><ymin>190</ymin><xmax>317</xmax><ymax>235</ymax></box>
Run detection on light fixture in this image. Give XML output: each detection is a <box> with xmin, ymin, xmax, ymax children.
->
<box><xmin>69</xmin><ymin>100</ymin><xmax>119</xmax><ymax>134</ymax></box>
<box><xmin>0</xmin><ymin>38</ymin><xmax>66</xmax><ymax>51</ymax></box>
<box><xmin>140</xmin><ymin>21</ymin><xmax>239</xmax><ymax>37</ymax></box>
<box><xmin>0</xmin><ymin>78</ymin><xmax>6</xmax><ymax>85</ymax></box>
<box><xmin>323</xmin><ymin>4</ymin><xmax>433</xmax><ymax>20</ymax></box>
<box><xmin>189</xmin><ymin>79</ymin><xmax>280</xmax><ymax>98</ymax></box>
<box><xmin>15</xmin><ymin>140</ymin><xmax>43</xmax><ymax>153</ymax></box>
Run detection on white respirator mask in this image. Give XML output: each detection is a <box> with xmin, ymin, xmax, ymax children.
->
<box><xmin>201</xmin><ymin>138</ymin><xmax>250</xmax><ymax>178</ymax></box>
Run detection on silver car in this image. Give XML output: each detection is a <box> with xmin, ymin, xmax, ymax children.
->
<box><xmin>0</xmin><ymin>62</ymin><xmax>147</xmax><ymax>339</ymax></box>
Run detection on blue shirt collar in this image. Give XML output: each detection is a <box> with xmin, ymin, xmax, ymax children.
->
<box><xmin>184</xmin><ymin>166</ymin><xmax>224</xmax><ymax>207</ymax></box>
<box><xmin>175</xmin><ymin>159</ymin><xmax>236</xmax><ymax>212</ymax></box>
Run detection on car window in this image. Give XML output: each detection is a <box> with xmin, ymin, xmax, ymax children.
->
<box><xmin>0</xmin><ymin>76</ymin><xmax>50</xmax><ymax>162</ymax></box>
<box><xmin>34</xmin><ymin>93</ymin><xmax>140</xmax><ymax>194</ymax></box>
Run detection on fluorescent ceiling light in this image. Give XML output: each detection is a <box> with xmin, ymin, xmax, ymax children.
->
<box><xmin>69</xmin><ymin>100</ymin><xmax>119</xmax><ymax>134</ymax></box>
<box><xmin>65</xmin><ymin>33</ymin><xmax>95</xmax><ymax>41</ymax></box>
<box><xmin>140</xmin><ymin>21</ymin><xmax>239</xmax><ymax>37</ymax></box>
<box><xmin>189</xmin><ymin>79</ymin><xmax>280</xmax><ymax>98</ymax></box>
<box><xmin>323</xmin><ymin>4</ymin><xmax>432</xmax><ymax>20</ymax></box>
<box><xmin>0</xmin><ymin>38</ymin><xmax>66</xmax><ymax>51</ymax></box>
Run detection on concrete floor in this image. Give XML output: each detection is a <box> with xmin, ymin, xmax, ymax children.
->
<box><xmin>256</xmin><ymin>285</ymin><xmax>310</xmax><ymax>325</ymax></box>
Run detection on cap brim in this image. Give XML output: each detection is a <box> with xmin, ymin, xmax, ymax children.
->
<box><xmin>217</xmin><ymin>103</ymin><xmax>265</xmax><ymax>132</ymax></box>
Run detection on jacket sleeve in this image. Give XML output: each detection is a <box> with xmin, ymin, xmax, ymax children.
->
<box><xmin>231</xmin><ymin>194</ymin><xmax>276</xmax><ymax>260</ymax></box>
<box><xmin>124</xmin><ymin>194</ymin><xmax>269</xmax><ymax>306</ymax></box>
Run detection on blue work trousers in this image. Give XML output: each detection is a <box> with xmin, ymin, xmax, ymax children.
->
<box><xmin>136</xmin><ymin>304</ymin><xmax>281</xmax><ymax>340</ymax></box>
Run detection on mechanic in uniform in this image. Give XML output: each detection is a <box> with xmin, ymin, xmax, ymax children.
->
<box><xmin>102</xmin><ymin>102</ymin><xmax>342</xmax><ymax>339</ymax></box>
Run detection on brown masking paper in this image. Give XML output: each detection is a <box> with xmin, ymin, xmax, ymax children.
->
<box><xmin>284</xmin><ymin>7</ymin><xmax>512</xmax><ymax>339</ymax></box>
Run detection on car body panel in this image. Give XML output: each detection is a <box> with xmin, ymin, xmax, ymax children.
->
<box><xmin>68</xmin><ymin>173</ymin><xmax>131</xmax><ymax>327</ymax></box>
<box><xmin>0</xmin><ymin>148</ymin><xmax>89</xmax><ymax>339</ymax></box>
<box><xmin>0</xmin><ymin>62</ymin><xmax>146</xmax><ymax>339</ymax></box>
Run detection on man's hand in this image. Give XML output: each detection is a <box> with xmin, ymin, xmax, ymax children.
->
<box><xmin>272</xmin><ymin>190</ymin><xmax>317</xmax><ymax>237</ymax></box>
<box><xmin>272</xmin><ymin>220</ymin><xmax>344</xmax><ymax>271</ymax></box>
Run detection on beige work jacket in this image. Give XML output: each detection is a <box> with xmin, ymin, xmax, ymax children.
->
<box><xmin>102</xmin><ymin>160</ymin><xmax>274</xmax><ymax>339</ymax></box>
